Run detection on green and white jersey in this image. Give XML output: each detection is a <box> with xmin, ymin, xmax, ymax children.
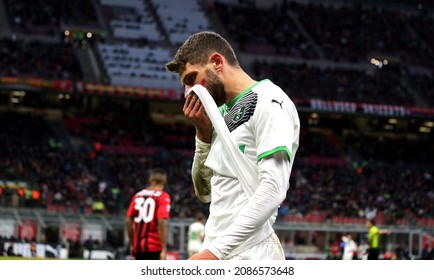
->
<box><xmin>188</xmin><ymin>221</ymin><xmax>205</xmax><ymax>253</ymax></box>
<box><xmin>202</xmin><ymin>79</ymin><xmax>300</xmax><ymax>259</ymax></box>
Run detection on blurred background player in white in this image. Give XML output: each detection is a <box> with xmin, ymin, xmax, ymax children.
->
<box><xmin>357</xmin><ymin>238</ymin><xmax>369</xmax><ymax>260</ymax></box>
<box><xmin>187</xmin><ymin>212</ymin><xmax>205</xmax><ymax>258</ymax></box>
<box><xmin>341</xmin><ymin>233</ymin><xmax>357</xmax><ymax>260</ymax></box>
<box><xmin>166</xmin><ymin>31</ymin><xmax>300</xmax><ymax>260</ymax></box>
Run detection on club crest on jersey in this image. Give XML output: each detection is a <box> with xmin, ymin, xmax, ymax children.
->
<box><xmin>232</xmin><ymin>106</ymin><xmax>246</xmax><ymax>122</ymax></box>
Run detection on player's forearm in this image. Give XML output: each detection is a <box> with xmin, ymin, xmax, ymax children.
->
<box><xmin>209</xmin><ymin>153</ymin><xmax>290</xmax><ymax>259</ymax></box>
<box><xmin>158</xmin><ymin>219</ymin><xmax>168</xmax><ymax>251</ymax></box>
<box><xmin>192</xmin><ymin>136</ymin><xmax>212</xmax><ymax>203</ymax></box>
<box><xmin>125</xmin><ymin>218</ymin><xmax>134</xmax><ymax>245</ymax></box>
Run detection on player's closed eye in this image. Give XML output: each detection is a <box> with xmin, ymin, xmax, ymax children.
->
<box><xmin>184</xmin><ymin>73</ymin><xmax>197</xmax><ymax>86</ymax></box>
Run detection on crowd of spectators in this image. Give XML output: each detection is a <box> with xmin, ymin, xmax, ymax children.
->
<box><xmin>213</xmin><ymin>1</ymin><xmax>434</xmax><ymax>67</ymax></box>
<box><xmin>4</xmin><ymin>0</ymin><xmax>99</xmax><ymax>35</ymax></box>
<box><xmin>289</xmin><ymin>160</ymin><xmax>433</xmax><ymax>224</ymax></box>
<box><xmin>0</xmin><ymin>108</ymin><xmax>433</xmax><ymax>228</ymax></box>
<box><xmin>406</xmin><ymin>71</ymin><xmax>434</xmax><ymax>107</ymax></box>
<box><xmin>0</xmin><ymin>108</ymin><xmax>206</xmax><ymax>219</ymax></box>
<box><xmin>0</xmin><ymin>38</ymin><xmax>83</xmax><ymax>80</ymax></box>
<box><xmin>292</xmin><ymin>2</ymin><xmax>431</xmax><ymax>65</ymax></box>
<box><xmin>0</xmin><ymin>110</ymin><xmax>112</xmax><ymax>214</ymax></box>
<box><xmin>0</xmin><ymin>0</ymin><xmax>433</xmax><ymax>108</ymax></box>
<box><xmin>251</xmin><ymin>60</ymin><xmax>417</xmax><ymax>106</ymax></box>
<box><xmin>214</xmin><ymin>1</ymin><xmax>434</xmax><ymax>108</ymax></box>
<box><xmin>0</xmin><ymin>0</ymin><xmax>433</xmax><ymax>229</ymax></box>
<box><xmin>211</xmin><ymin>1</ymin><xmax>318</xmax><ymax>59</ymax></box>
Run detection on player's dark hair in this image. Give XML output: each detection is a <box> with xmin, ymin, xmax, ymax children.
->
<box><xmin>196</xmin><ymin>212</ymin><xmax>205</xmax><ymax>222</ymax></box>
<box><xmin>166</xmin><ymin>31</ymin><xmax>239</xmax><ymax>74</ymax></box>
<box><xmin>149</xmin><ymin>168</ymin><xmax>167</xmax><ymax>184</ymax></box>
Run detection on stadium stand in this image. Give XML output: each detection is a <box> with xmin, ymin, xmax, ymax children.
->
<box><xmin>150</xmin><ymin>0</ymin><xmax>213</xmax><ymax>45</ymax></box>
<box><xmin>97</xmin><ymin>42</ymin><xmax>179</xmax><ymax>88</ymax></box>
<box><xmin>0</xmin><ymin>38</ymin><xmax>83</xmax><ymax>80</ymax></box>
<box><xmin>4</xmin><ymin>0</ymin><xmax>99</xmax><ymax>35</ymax></box>
<box><xmin>100</xmin><ymin>0</ymin><xmax>161</xmax><ymax>42</ymax></box>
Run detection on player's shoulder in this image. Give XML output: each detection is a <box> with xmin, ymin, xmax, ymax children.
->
<box><xmin>159</xmin><ymin>190</ymin><xmax>171</xmax><ymax>203</ymax></box>
<box><xmin>134</xmin><ymin>189</ymin><xmax>148</xmax><ymax>197</ymax></box>
<box><xmin>134</xmin><ymin>188</ymin><xmax>167</xmax><ymax>197</ymax></box>
<box><xmin>254</xmin><ymin>79</ymin><xmax>291</xmax><ymax>102</ymax></box>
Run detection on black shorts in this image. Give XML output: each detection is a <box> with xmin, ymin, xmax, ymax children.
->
<box><xmin>135</xmin><ymin>251</ymin><xmax>161</xmax><ymax>260</ymax></box>
<box><xmin>368</xmin><ymin>248</ymin><xmax>379</xmax><ymax>260</ymax></box>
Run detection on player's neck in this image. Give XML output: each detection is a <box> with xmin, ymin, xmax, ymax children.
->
<box><xmin>147</xmin><ymin>183</ymin><xmax>163</xmax><ymax>191</ymax></box>
<box><xmin>225</xmin><ymin>69</ymin><xmax>257</xmax><ymax>104</ymax></box>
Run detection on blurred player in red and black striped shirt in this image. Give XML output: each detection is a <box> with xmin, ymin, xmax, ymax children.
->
<box><xmin>126</xmin><ymin>168</ymin><xmax>171</xmax><ymax>260</ymax></box>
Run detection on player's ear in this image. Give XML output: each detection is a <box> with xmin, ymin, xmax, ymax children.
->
<box><xmin>210</xmin><ymin>53</ymin><xmax>224</xmax><ymax>72</ymax></box>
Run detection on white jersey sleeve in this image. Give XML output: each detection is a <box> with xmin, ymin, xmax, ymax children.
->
<box><xmin>191</xmin><ymin>136</ymin><xmax>213</xmax><ymax>203</ymax></box>
<box><xmin>208</xmin><ymin>152</ymin><xmax>290</xmax><ymax>259</ymax></box>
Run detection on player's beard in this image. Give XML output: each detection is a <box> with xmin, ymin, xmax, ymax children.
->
<box><xmin>205</xmin><ymin>68</ymin><xmax>226</xmax><ymax>106</ymax></box>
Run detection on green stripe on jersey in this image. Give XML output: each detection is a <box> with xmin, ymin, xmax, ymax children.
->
<box><xmin>239</xmin><ymin>145</ymin><xmax>246</xmax><ymax>153</ymax></box>
<box><xmin>257</xmin><ymin>146</ymin><xmax>291</xmax><ymax>162</ymax></box>
<box><xmin>227</xmin><ymin>79</ymin><xmax>269</xmax><ymax>109</ymax></box>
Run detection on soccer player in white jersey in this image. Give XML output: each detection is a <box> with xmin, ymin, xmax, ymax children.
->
<box><xmin>187</xmin><ymin>212</ymin><xmax>205</xmax><ymax>258</ymax></box>
<box><xmin>166</xmin><ymin>31</ymin><xmax>300</xmax><ymax>260</ymax></box>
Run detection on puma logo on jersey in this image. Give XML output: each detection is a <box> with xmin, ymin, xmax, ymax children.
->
<box><xmin>271</xmin><ymin>99</ymin><xmax>283</xmax><ymax>109</ymax></box>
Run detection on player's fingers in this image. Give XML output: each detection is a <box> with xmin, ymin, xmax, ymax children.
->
<box><xmin>183</xmin><ymin>93</ymin><xmax>194</xmax><ymax>111</ymax></box>
<box><xmin>193</xmin><ymin>97</ymin><xmax>202</xmax><ymax>111</ymax></box>
<box><xmin>197</xmin><ymin>103</ymin><xmax>207</xmax><ymax>117</ymax></box>
<box><xmin>185</xmin><ymin>95</ymin><xmax>201</xmax><ymax>116</ymax></box>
